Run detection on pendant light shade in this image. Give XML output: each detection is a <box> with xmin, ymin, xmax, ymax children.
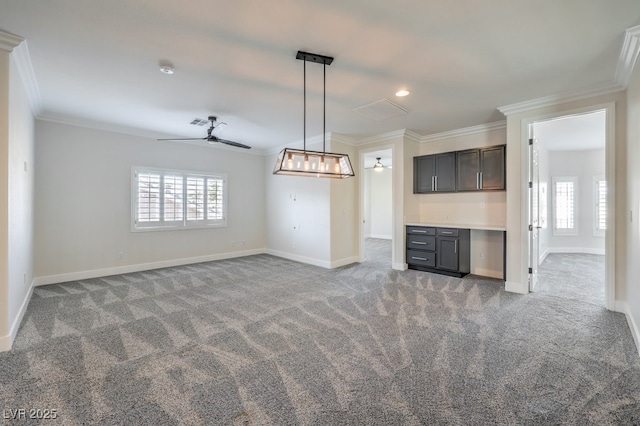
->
<box><xmin>273</xmin><ymin>148</ymin><xmax>354</xmax><ymax>178</ymax></box>
<box><xmin>273</xmin><ymin>51</ymin><xmax>355</xmax><ymax>179</ymax></box>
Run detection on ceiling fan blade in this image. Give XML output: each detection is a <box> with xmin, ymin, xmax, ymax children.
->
<box><xmin>215</xmin><ymin>138</ymin><xmax>252</xmax><ymax>149</ymax></box>
<box><xmin>157</xmin><ymin>137</ymin><xmax>207</xmax><ymax>141</ymax></box>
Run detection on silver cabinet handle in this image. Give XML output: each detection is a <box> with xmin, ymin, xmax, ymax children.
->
<box><xmin>441</xmin><ymin>231</ymin><xmax>453</xmax><ymax>235</ymax></box>
<box><xmin>480</xmin><ymin>172</ymin><xmax>483</xmax><ymax>189</ymax></box>
<box><xmin>431</xmin><ymin>176</ymin><xmax>435</xmax><ymax>191</ymax></box>
<box><xmin>411</xmin><ymin>241</ymin><xmax>427</xmax><ymax>245</ymax></box>
<box><xmin>412</xmin><ymin>256</ymin><xmax>427</xmax><ymax>261</ymax></box>
<box><xmin>454</xmin><ymin>240</ymin><xmax>458</xmax><ymax>254</ymax></box>
<box><xmin>435</xmin><ymin>176</ymin><xmax>438</xmax><ymax>191</ymax></box>
<box><xmin>412</xmin><ymin>230</ymin><xmax>427</xmax><ymax>233</ymax></box>
<box><xmin>477</xmin><ymin>172</ymin><xmax>480</xmax><ymax>189</ymax></box>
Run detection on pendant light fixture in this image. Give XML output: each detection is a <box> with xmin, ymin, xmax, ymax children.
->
<box><xmin>373</xmin><ymin>157</ymin><xmax>384</xmax><ymax>172</ymax></box>
<box><xmin>273</xmin><ymin>51</ymin><xmax>355</xmax><ymax>179</ymax></box>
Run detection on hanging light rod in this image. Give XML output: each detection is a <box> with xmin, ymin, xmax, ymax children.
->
<box><xmin>273</xmin><ymin>50</ymin><xmax>354</xmax><ymax>179</ymax></box>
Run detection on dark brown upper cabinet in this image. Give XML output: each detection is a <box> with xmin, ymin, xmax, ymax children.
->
<box><xmin>456</xmin><ymin>145</ymin><xmax>505</xmax><ymax>191</ymax></box>
<box><xmin>414</xmin><ymin>152</ymin><xmax>456</xmax><ymax>193</ymax></box>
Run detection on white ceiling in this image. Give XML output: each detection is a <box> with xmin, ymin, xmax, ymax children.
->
<box><xmin>1</xmin><ymin>1</ymin><xmax>638</xmax><ymax>153</ymax></box>
<box><xmin>534</xmin><ymin>110</ymin><xmax>606</xmax><ymax>151</ymax></box>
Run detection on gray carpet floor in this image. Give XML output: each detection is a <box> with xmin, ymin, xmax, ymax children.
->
<box><xmin>537</xmin><ymin>253</ymin><xmax>605</xmax><ymax>307</ymax></box>
<box><xmin>1</xmin><ymin>239</ymin><xmax>639</xmax><ymax>425</ymax></box>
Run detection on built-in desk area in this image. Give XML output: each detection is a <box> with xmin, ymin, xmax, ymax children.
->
<box><xmin>405</xmin><ymin>222</ymin><xmax>506</xmax><ymax>280</ymax></box>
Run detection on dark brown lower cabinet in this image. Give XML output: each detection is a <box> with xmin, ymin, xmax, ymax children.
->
<box><xmin>406</xmin><ymin>226</ymin><xmax>470</xmax><ymax>277</ymax></box>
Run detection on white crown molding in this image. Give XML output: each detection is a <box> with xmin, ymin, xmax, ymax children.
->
<box><xmin>329</xmin><ymin>132</ymin><xmax>357</xmax><ymax>147</ymax></box>
<box><xmin>497</xmin><ymin>82</ymin><xmax>624</xmax><ymax>116</ymax></box>
<box><xmin>356</xmin><ymin>129</ymin><xmax>409</xmax><ymax>146</ymax></box>
<box><xmin>12</xmin><ymin>41</ymin><xmax>43</xmax><ymax>116</ymax></box>
<box><xmin>420</xmin><ymin>121</ymin><xmax>506</xmax><ymax>143</ymax></box>
<box><xmin>0</xmin><ymin>30</ymin><xmax>23</xmax><ymax>52</ymax></box>
<box><xmin>615</xmin><ymin>25</ymin><xmax>640</xmax><ymax>88</ymax></box>
<box><xmin>404</xmin><ymin>129</ymin><xmax>422</xmax><ymax>143</ymax></box>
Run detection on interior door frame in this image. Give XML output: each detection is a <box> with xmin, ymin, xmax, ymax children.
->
<box><xmin>358</xmin><ymin>145</ymin><xmax>396</xmax><ymax>265</ymax></box>
<box><xmin>528</xmin><ymin>133</ymin><xmax>540</xmax><ymax>292</ymax></box>
<box><xmin>520</xmin><ymin>102</ymin><xmax>615</xmax><ymax>310</ymax></box>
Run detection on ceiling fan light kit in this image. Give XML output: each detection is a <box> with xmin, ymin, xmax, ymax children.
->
<box><xmin>373</xmin><ymin>157</ymin><xmax>384</xmax><ymax>171</ymax></box>
<box><xmin>273</xmin><ymin>51</ymin><xmax>354</xmax><ymax>179</ymax></box>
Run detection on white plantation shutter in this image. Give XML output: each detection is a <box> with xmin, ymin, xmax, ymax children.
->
<box><xmin>207</xmin><ymin>178</ymin><xmax>224</xmax><ymax>220</ymax></box>
<box><xmin>186</xmin><ymin>176</ymin><xmax>206</xmax><ymax>221</ymax></box>
<box><xmin>137</xmin><ymin>172</ymin><xmax>161</xmax><ymax>223</ymax></box>
<box><xmin>163</xmin><ymin>174</ymin><xmax>183</xmax><ymax>222</ymax></box>
<box><xmin>553</xmin><ymin>177</ymin><xmax>577</xmax><ymax>235</ymax></box>
<box><xmin>133</xmin><ymin>168</ymin><xmax>227</xmax><ymax>230</ymax></box>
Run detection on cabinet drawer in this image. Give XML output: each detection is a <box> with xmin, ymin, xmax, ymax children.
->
<box><xmin>407</xmin><ymin>250</ymin><xmax>436</xmax><ymax>267</ymax></box>
<box><xmin>407</xmin><ymin>226</ymin><xmax>435</xmax><ymax>235</ymax></box>
<box><xmin>437</xmin><ymin>228</ymin><xmax>458</xmax><ymax>237</ymax></box>
<box><xmin>407</xmin><ymin>235</ymin><xmax>436</xmax><ymax>250</ymax></box>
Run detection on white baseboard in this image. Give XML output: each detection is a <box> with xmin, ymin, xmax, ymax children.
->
<box><xmin>393</xmin><ymin>262</ymin><xmax>407</xmax><ymax>271</ymax></box>
<box><xmin>265</xmin><ymin>249</ymin><xmax>331</xmax><ymax>269</ymax></box>
<box><xmin>265</xmin><ymin>251</ymin><xmax>359</xmax><ymax>270</ymax></box>
<box><xmin>0</xmin><ymin>278</ymin><xmax>35</xmax><ymax>352</ymax></box>
<box><xmin>329</xmin><ymin>256</ymin><xmax>359</xmax><ymax>269</ymax></box>
<box><xmin>539</xmin><ymin>249</ymin><xmax>549</xmax><ymax>265</ymax></box>
<box><xmin>505</xmin><ymin>280</ymin><xmax>528</xmax><ymax>294</ymax></box>
<box><xmin>615</xmin><ymin>301</ymin><xmax>640</xmax><ymax>359</ymax></box>
<box><xmin>544</xmin><ymin>247</ymin><xmax>605</xmax><ymax>256</ymax></box>
<box><xmin>368</xmin><ymin>234</ymin><xmax>392</xmax><ymax>240</ymax></box>
<box><xmin>35</xmin><ymin>248</ymin><xmax>266</xmax><ymax>286</ymax></box>
<box><xmin>472</xmin><ymin>268</ymin><xmax>503</xmax><ymax>280</ymax></box>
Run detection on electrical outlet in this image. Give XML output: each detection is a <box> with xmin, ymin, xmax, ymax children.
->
<box><xmin>118</xmin><ymin>251</ymin><xmax>124</xmax><ymax>260</ymax></box>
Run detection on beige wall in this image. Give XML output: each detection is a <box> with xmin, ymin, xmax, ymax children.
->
<box><xmin>0</xmin><ymin>48</ymin><xmax>9</xmax><ymax>347</ymax></box>
<box><xmin>0</xmin><ymin>37</ymin><xmax>36</xmax><ymax>351</ymax></box>
<box><xmin>330</xmin><ymin>138</ymin><xmax>358</xmax><ymax>265</ymax></box>
<box><xmin>626</xmin><ymin>56</ymin><xmax>640</xmax><ymax>351</ymax></box>
<box><xmin>35</xmin><ymin>120</ymin><xmax>266</xmax><ymax>280</ymax></box>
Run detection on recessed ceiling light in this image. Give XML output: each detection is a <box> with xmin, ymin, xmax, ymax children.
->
<box><xmin>159</xmin><ymin>61</ymin><xmax>174</xmax><ymax>75</ymax></box>
<box><xmin>395</xmin><ymin>89</ymin><xmax>410</xmax><ymax>97</ymax></box>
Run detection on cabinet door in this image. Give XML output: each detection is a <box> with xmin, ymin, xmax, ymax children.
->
<box><xmin>456</xmin><ymin>149</ymin><xmax>480</xmax><ymax>191</ymax></box>
<box><xmin>434</xmin><ymin>152</ymin><xmax>456</xmax><ymax>192</ymax></box>
<box><xmin>480</xmin><ymin>146</ymin><xmax>505</xmax><ymax>190</ymax></box>
<box><xmin>436</xmin><ymin>237</ymin><xmax>459</xmax><ymax>271</ymax></box>
<box><xmin>414</xmin><ymin>155</ymin><xmax>435</xmax><ymax>193</ymax></box>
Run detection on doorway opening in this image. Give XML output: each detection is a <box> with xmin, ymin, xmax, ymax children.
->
<box><xmin>362</xmin><ymin>149</ymin><xmax>393</xmax><ymax>266</ymax></box>
<box><xmin>529</xmin><ymin>109</ymin><xmax>607</xmax><ymax>306</ymax></box>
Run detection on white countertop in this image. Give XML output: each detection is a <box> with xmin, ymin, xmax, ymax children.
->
<box><xmin>405</xmin><ymin>222</ymin><xmax>507</xmax><ymax>232</ymax></box>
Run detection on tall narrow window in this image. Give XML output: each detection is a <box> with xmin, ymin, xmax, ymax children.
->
<box><xmin>594</xmin><ymin>176</ymin><xmax>606</xmax><ymax>237</ymax></box>
<box><xmin>133</xmin><ymin>167</ymin><xmax>227</xmax><ymax>231</ymax></box>
<box><xmin>552</xmin><ymin>176</ymin><xmax>577</xmax><ymax>236</ymax></box>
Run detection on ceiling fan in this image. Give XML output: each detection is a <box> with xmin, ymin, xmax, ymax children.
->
<box><xmin>158</xmin><ymin>116</ymin><xmax>251</xmax><ymax>149</ymax></box>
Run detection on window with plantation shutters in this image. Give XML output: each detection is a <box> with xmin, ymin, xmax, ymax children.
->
<box><xmin>133</xmin><ymin>167</ymin><xmax>227</xmax><ymax>231</ymax></box>
<box><xmin>594</xmin><ymin>176</ymin><xmax>606</xmax><ymax>237</ymax></box>
<box><xmin>552</xmin><ymin>176</ymin><xmax>577</xmax><ymax>236</ymax></box>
